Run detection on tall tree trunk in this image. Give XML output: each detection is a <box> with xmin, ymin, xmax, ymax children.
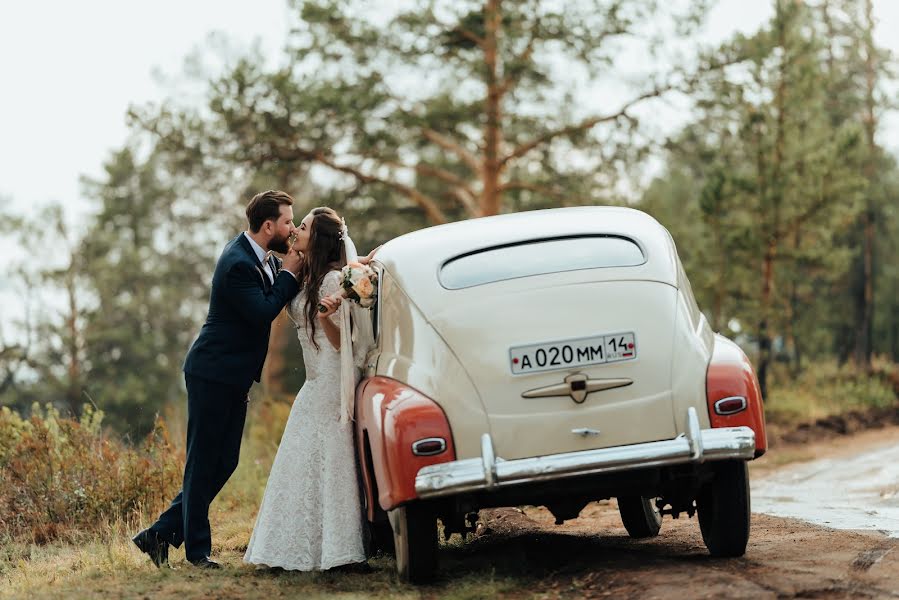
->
<box><xmin>757</xmin><ymin>0</ymin><xmax>789</xmax><ymax>401</ymax></box>
<box><xmin>712</xmin><ymin>214</ymin><xmax>725</xmax><ymax>331</ymax></box>
<box><xmin>854</xmin><ymin>0</ymin><xmax>877</xmax><ymax>372</ymax></box>
<box><xmin>64</xmin><ymin>256</ymin><xmax>82</xmax><ymax>416</ymax></box>
<box><xmin>758</xmin><ymin>239</ymin><xmax>777</xmax><ymax>401</ymax></box>
<box><xmin>481</xmin><ymin>0</ymin><xmax>503</xmax><ymax>216</ymax></box>
<box><xmin>787</xmin><ymin>227</ymin><xmax>802</xmax><ymax>376</ymax></box>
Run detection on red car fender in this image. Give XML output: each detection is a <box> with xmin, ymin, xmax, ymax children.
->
<box><xmin>706</xmin><ymin>335</ymin><xmax>768</xmax><ymax>457</ymax></box>
<box><xmin>355</xmin><ymin>376</ymin><xmax>456</xmax><ymax>518</ymax></box>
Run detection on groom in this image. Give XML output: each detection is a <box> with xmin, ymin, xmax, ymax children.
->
<box><xmin>133</xmin><ymin>190</ymin><xmax>303</xmax><ymax>569</ymax></box>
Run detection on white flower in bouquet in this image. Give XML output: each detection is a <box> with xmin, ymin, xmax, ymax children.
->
<box><xmin>318</xmin><ymin>262</ymin><xmax>379</xmax><ymax>312</ymax></box>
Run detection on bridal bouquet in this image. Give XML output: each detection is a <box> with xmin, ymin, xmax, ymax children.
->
<box><xmin>318</xmin><ymin>262</ymin><xmax>379</xmax><ymax>312</ymax></box>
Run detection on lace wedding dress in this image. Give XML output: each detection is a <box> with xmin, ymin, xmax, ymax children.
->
<box><xmin>244</xmin><ymin>270</ymin><xmax>366</xmax><ymax>570</ymax></box>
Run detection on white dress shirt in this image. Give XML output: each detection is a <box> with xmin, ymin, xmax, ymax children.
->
<box><xmin>243</xmin><ymin>232</ymin><xmax>274</xmax><ymax>284</ymax></box>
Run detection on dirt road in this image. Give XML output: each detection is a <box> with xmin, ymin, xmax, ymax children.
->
<box><xmin>459</xmin><ymin>428</ymin><xmax>899</xmax><ymax>599</ymax></box>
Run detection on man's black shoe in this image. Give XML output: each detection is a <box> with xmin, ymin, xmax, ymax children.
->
<box><xmin>189</xmin><ymin>557</ymin><xmax>222</xmax><ymax>569</ymax></box>
<box><xmin>131</xmin><ymin>528</ymin><xmax>169</xmax><ymax>568</ymax></box>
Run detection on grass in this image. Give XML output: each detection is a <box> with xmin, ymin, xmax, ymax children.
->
<box><xmin>0</xmin><ymin>400</ymin><xmax>534</xmax><ymax>599</ymax></box>
<box><xmin>763</xmin><ymin>357</ymin><xmax>897</xmax><ymax>425</ymax></box>
<box><xmin>2</xmin><ymin>359</ymin><xmax>897</xmax><ymax>599</ymax></box>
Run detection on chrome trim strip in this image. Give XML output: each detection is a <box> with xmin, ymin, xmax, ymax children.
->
<box><xmin>415</xmin><ymin>425</ymin><xmax>756</xmax><ymax>500</ymax></box>
<box><xmin>714</xmin><ymin>396</ymin><xmax>747</xmax><ymax>416</ymax></box>
<box><xmin>521</xmin><ymin>374</ymin><xmax>633</xmax><ymax>404</ymax></box>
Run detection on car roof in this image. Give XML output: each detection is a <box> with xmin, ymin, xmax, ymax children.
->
<box><xmin>374</xmin><ymin>206</ymin><xmax>680</xmax><ymax>310</ymax></box>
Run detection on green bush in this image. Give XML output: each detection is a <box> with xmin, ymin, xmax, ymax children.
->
<box><xmin>766</xmin><ymin>358</ymin><xmax>898</xmax><ymax>424</ymax></box>
<box><xmin>0</xmin><ymin>404</ymin><xmax>183</xmax><ymax>544</ymax></box>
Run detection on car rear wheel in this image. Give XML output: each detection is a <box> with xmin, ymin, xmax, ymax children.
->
<box><xmin>697</xmin><ymin>460</ymin><xmax>750</xmax><ymax>557</ymax></box>
<box><xmin>388</xmin><ymin>503</ymin><xmax>438</xmax><ymax>583</ymax></box>
<box><xmin>618</xmin><ymin>496</ymin><xmax>662</xmax><ymax>538</ymax></box>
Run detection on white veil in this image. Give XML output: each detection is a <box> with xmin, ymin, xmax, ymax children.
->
<box><xmin>337</xmin><ymin>219</ymin><xmax>375</xmax><ymax>423</ymax></box>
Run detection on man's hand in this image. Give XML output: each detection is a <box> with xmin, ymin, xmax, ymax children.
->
<box><xmin>281</xmin><ymin>249</ymin><xmax>303</xmax><ymax>276</ymax></box>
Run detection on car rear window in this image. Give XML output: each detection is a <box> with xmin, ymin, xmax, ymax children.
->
<box><xmin>439</xmin><ymin>235</ymin><xmax>646</xmax><ymax>289</ymax></box>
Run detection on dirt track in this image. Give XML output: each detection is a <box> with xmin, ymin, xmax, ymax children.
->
<box><xmin>455</xmin><ymin>506</ymin><xmax>897</xmax><ymax>599</ymax></box>
<box><xmin>448</xmin><ymin>429</ymin><xmax>899</xmax><ymax>599</ymax></box>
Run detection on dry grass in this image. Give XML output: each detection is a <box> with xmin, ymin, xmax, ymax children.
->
<box><xmin>3</xmin><ymin>360</ymin><xmax>897</xmax><ymax>599</ymax></box>
<box><xmin>0</xmin><ymin>400</ymin><xmax>527</xmax><ymax>599</ymax></box>
<box><xmin>764</xmin><ymin>357</ymin><xmax>897</xmax><ymax>425</ymax></box>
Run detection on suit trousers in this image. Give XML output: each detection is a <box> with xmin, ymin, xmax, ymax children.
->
<box><xmin>150</xmin><ymin>374</ymin><xmax>248</xmax><ymax>561</ymax></box>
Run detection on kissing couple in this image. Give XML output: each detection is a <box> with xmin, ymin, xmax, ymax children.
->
<box><xmin>132</xmin><ymin>190</ymin><xmax>379</xmax><ymax>571</ymax></box>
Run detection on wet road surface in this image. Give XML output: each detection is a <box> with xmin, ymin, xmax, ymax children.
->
<box><xmin>753</xmin><ymin>436</ymin><xmax>899</xmax><ymax>537</ymax></box>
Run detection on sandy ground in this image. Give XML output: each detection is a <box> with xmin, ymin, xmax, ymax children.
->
<box><xmin>459</xmin><ymin>427</ymin><xmax>899</xmax><ymax>599</ymax></box>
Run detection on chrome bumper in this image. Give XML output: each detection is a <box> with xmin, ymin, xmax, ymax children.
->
<box><xmin>415</xmin><ymin>407</ymin><xmax>756</xmax><ymax>500</ymax></box>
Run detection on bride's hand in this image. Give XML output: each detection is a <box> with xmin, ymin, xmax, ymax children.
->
<box><xmin>317</xmin><ymin>295</ymin><xmax>341</xmax><ymax>319</ymax></box>
<box><xmin>358</xmin><ymin>245</ymin><xmax>382</xmax><ymax>266</ymax></box>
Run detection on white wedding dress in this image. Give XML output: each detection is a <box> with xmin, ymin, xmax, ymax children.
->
<box><xmin>244</xmin><ymin>270</ymin><xmax>366</xmax><ymax>570</ymax></box>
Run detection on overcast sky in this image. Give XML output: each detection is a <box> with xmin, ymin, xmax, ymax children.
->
<box><xmin>0</xmin><ymin>0</ymin><xmax>897</xmax><ymax>329</ymax></box>
<box><xmin>1</xmin><ymin>1</ymin><xmax>896</xmax><ymax>225</ymax></box>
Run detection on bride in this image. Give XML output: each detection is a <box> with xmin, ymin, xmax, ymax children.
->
<box><xmin>244</xmin><ymin>206</ymin><xmax>376</xmax><ymax>571</ymax></box>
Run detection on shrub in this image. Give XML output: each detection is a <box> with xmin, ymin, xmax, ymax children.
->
<box><xmin>0</xmin><ymin>403</ymin><xmax>183</xmax><ymax>544</ymax></box>
<box><xmin>766</xmin><ymin>358</ymin><xmax>898</xmax><ymax>424</ymax></box>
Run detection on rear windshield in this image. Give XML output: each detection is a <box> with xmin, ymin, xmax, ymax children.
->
<box><xmin>439</xmin><ymin>235</ymin><xmax>646</xmax><ymax>289</ymax></box>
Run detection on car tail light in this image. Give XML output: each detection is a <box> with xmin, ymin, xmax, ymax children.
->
<box><xmin>714</xmin><ymin>396</ymin><xmax>747</xmax><ymax>416</ymax></box>
<box><xmin>411</xmin><ymin>437</ymin><xmax>447</xmax><ymax>456</ymax></box>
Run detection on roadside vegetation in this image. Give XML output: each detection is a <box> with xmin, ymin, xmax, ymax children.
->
<box><xmin>765</xmin><ymin>357</ymin><xmax>898</xmax><ymax>426</ymax></box>
<box><xmin>2</xmin><ymin>0</ymin><xmax>898</xmax><ymax>597</ymax></box>
<box><xmin>2</xmin><ymin>358</ymin><xmax>896</xmax><ymax>599</ymax></box>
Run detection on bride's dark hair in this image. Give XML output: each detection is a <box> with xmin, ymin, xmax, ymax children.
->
<box><xmin>299</xmin><ymin>207</ymin><xmax>345</xmax><ymax>350</ymax></box>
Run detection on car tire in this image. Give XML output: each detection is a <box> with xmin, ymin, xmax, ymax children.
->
<box><xmin>618</xmin><ymin>496</ymin><xmax>662</xmax><ymax>538</ymax></box>
<box><xmin>388</xmin><ymin>503</ymin><xmax>438</xmax><ymax>583</ymax></box>
<box><xmin>697</xmin><ymin>460</ymin><xmax>750</xmax><ymax>557</ymax></box>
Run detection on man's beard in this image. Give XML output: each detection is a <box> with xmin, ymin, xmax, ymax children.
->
<box><xmin>269</xmin><ymin>233</ymin><xmax>290</xmax><ymax>254</ymax></box>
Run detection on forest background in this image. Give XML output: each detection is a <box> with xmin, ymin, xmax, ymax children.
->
<box><xmin>0</xmin><ymin>0</ymin><xmax>897</xmax><ymax>556</ymax></box>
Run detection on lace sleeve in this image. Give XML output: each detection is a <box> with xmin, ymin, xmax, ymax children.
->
<box><xmin>319</xmin><ymin>270</ymin><xmax>344</xmax><ymax>328</ymax></box>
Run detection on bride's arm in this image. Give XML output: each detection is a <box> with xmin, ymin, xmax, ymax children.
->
<box><xmin>317</xmin><ymin>295</ymin><xmax>342</xmax><ymax>351</ymax></box>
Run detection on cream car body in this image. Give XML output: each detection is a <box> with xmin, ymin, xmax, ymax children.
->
<box><xmin>355</xmin><ymin>206</ymin><xmax>767</xmax><ymax>583</ymax></box>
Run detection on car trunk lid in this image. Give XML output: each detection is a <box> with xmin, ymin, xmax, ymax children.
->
<box><xmin>428</xmin><ymin>280</ymin><xmax>679</xmax><ymax>460</ymax></box>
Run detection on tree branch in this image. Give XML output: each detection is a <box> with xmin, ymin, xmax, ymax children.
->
<box><xmin>498</xmin><ymin>25</ymin><xmax>539</xmax><ymax>96</ymax></box>
<box><xmin>448</xmin><ymin>187</ymin><xmax>480</xmax><ymax>217</ymax></box>
<box><xmin>310</xmin><ymin>152</ymin><xmax>449</xmax><ymax>224</ymax></box>
<box><xmin>396</xmin><ymin>161</ymin><xmax>476</xmax><ymax>196</ymax></box>
<box><xmin>453</xmin><ymin>26</ymin><xmax>486</xmax><ymax>48</ymax></box>
<box><xmin>422</xmin><ymin>128</ymin><xmax>482</xmax><ymax>174</ymax></box>
<box><xmin>498</xmin><ymin>180</ymin><xmax>567</xmax><ymax>199</ymax></box>
<box><xmin>358</xmin><ymin>157</ymin><xmax>478</xmax><ymax>216</ymax></box>
<box><xmin>500</xmin><ymin>85</ymin><xmax>671</xmax><ymax>167</ymax></box>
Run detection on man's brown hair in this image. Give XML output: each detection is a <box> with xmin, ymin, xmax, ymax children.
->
<box><xmin>246</xmin><ymin>190</ymin><xmax>294</xmax><ymax>232</ymax></box>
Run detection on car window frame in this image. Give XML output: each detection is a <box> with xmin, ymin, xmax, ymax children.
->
<box><xmin>437</xmin><ymin>234</ymin><xmax>649</xmax><ymax>290</ymax></box>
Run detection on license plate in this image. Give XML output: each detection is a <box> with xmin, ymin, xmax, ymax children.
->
<box><xmin>509</xmin><ymin>332</ymin><xmax>636</xmax><ymax>375</ymax></box>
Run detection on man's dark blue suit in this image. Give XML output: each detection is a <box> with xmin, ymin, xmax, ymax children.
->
<box><xmin>149</xmin><ymin>233</ymin><xmax>300</xmax><ymax>561</ymax></box>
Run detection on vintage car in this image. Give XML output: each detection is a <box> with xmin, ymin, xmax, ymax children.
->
<box><xmin>354</xmin><ymin>206</ymin><xmax>767</xmax><ymax>583</ymax></box>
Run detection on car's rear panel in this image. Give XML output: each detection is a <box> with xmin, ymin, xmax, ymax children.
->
<box><xmin>429</xmin><ymin>280</ymin><xmax>684</xmax><ymax>461</ymax></box>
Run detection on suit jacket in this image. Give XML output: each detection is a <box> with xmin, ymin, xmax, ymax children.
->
<box><xmin>183</xmin><ymin>233</ymin><xmax>301</xmax><ymax>388</ymax></box>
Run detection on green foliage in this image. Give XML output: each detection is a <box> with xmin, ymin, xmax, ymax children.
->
<box><xmin>130</xmin><ymin>0</ymin><xmax>712</xmax><ymax>226</ymax></box>
<box><xmin>75</xmin><ymin>147</ymin><xmax>214</xmax><ymax>434</ymax></box>
<box><xmin>638</xmin><ymin>0</ymin><xmax>899</xmax><ymax>372</ymax></box>
<box><xmin>0</xmin><ymin>404</ymin><xmax>182</xmax><ymax>544</ymax></box>
<box><xmin>766</xmin><ymin>358</ymin><xmax>897</xmax><ymax>424</ymax></box>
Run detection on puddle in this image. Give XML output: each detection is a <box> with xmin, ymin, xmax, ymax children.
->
<box><xmin>752</xmin><ymin>440</ymin><xmax>899</xmax><ymax>537</ymax></box>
